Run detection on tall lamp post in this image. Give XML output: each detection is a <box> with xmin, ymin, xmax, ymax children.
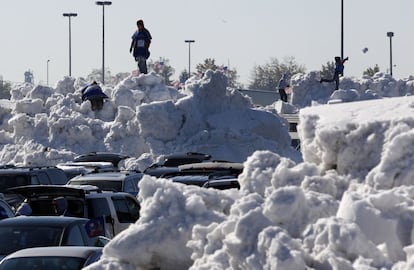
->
<box><xmin>62</xmin><ymin>13</ymin><xmax>77</xmax><ymax>77</ymax></box>
<box><xmin>46</xmin><ymin>59</ymin><xmax>50</xmax><ymax>86</ymax></box>
<box><xmin>341</xmin><ymin>0</ymin><xmax>344</xmax><ymax>61</ymax></box>
<box><xmin>387</xmin><ymin>31</ymin><xmax>394</xmax><ymax>77</ymax></box>
<box><xmin>96</xmin><ymin>1</ymin><xmax>112</xmax><ymax>85</ymax></box>
<box><xmin>184</xmin><ymin>40</ymin><xmax>195</xmax><ymax>77</ymax></box>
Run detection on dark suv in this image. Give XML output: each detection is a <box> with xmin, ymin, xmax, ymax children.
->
<box><xmin>0</xmin><ymin>166</ymin><xmax>68</xmax><ymax>207</ymax></box>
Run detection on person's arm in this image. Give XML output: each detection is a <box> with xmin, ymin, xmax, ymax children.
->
<box><xmin>129</xmin><ymin>40</ymin><xmax>135</xmax><ymax>53</ymax></box>
<box><xmin>145</xmin><ymin>29</ymin><xmax>152</xmax><ymax>49</ymax></box>
<box><xmin>342</xmin><ymin>57</ymin><xmax>349</xmax><ymax>64</ymax></box>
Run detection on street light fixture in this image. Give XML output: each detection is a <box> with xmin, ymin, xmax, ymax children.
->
<box><xmin>387</xmin><ymin>31</ymin><xmax>394</xmax><ymax>77</ymax></box>
<box><xmin>62</xmin><ymin>13</ymin><xmax>77</xmax><ymax>77</ymax></box>
<box><xmin>184</xmin><ymin>40</ymin><xmax>195</xmax><ymax>77</ymax></box>
<box><xmin>96</xmin><ymin>1</ymin><xmax>112</xmax><ymax>85</ymax></box>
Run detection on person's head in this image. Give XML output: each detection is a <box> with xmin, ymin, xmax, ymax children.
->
<box><xmin>334</xmin><ymin>56</ymin><xmax>341</xmax><ymax>62</ymax></box>
<box><xmin>137</xmin><ymin>19</ymin><xmax>144</xmax><ymax>30</ymax></box>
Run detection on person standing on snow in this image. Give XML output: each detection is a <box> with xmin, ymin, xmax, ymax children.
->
<box><xmin>320</xmin><ymin>56</ymin><xmax>349</xmax><ymax>90</ymax></box>
<box><xmin>129</xmin><ymin>19</ymin><xmax>152</xmax><ymax>74</ymax></box>
<box><xmin>277</xmin><ymin>73</ymin><xmax>290</xmax><ymax>102</ymax></box>
<box><xmin>81</xmin><ymin>81</ymin><xmax>108</xmax><ymax>111</ymax></box>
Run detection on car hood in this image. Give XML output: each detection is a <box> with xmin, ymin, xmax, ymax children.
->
<box><xmin>8</xmin><ymin>185</ymin><xmax>86</xmax><ymax>199</ymax></box>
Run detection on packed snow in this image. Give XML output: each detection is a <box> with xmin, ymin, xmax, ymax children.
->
<box><xmin>1</xmin><ymin>70</ymin><xmax>414</xmax><ymax>269</ymax></box>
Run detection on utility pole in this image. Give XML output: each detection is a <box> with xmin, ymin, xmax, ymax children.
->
<box><xmin>96</xmin><ymin>1</ymin><xmax>112</xmax><ymax>84</ymax></box>
<box><xmin>63</xmin><ymin>13</ymin><xmax>77</xmax><ymax>76</ymax></box>
<box><xmin>185</xmin><ymin>40</ymin><xmax>195</xmax><ymax>77</ymax></box>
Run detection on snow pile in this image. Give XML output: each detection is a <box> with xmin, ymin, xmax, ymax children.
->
<box><xmin>2</xmin><ymin>70</ymin><xmax>414</xmax><ymax>269</ymax></box>
<box><xmin>290</xmin><ymin>71</ymin><xmax>414</xmax><ymax>109</ymax></box>
<box><xmin>0</xmin><ymin>70</ymin><xmax>298</xmax><ymax>167</ymax></box>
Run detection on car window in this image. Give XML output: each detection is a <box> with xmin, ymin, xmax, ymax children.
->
<box><xmin>0</xmin><ymin>175</ymin><xmax>30</xmax><ymax>193</ymax></box>
<box><xmin>48</xmin><ymin>169</ymin><xmax>68</xmax><ymax>185</ymax></box>
<box><xmin>31</xmin><ymin>175</ymin><xmax>40</xmax><ymax>185</ymax></box>
<box><xmin>0</xmin><ymin>227</ymin><xmax>63</xmax><ymax>255</ymax></box>
<box><xmin>37</xmin><ymin>172</ymin><xmax>50</xmax><ymax>185</ymax></box>
<box><xmin>124</xmin><ymin>179</ymin><xmax>135</xmax><ymax>193</ymax></box>
<box><xmin>66</xmin><ymin>225</ymin><xmax>85</xmax><ymax>246</ymax></box>
<box><xmin>112</xmin><ymin>196</ymin><xmax>140</xmax><ymax>223</ymax></box>
<box><xmin>86</xmin><ymin>198</ymin><xmax>111</xmax><ymax>219</ymax></box>
<box><xmin>0</xmin><ymin>257</ymin><xmax>85</xmax><ymax>270</ymax></box>
<box><xmin>0</xmin><ymin>201</ymin><xmax>14</xmax><ymax>219</ymax></box>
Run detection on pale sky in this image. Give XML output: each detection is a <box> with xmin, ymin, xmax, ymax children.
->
<box><xmin>1</xmin><ymin>0</ymin><xmax>413</xmax><ymax>86</ymax></box>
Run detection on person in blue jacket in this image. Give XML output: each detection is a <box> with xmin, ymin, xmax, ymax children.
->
<box><xmin>320</xmin><ymin>56</ymin><xmax>349</xmax><ymax>90</ymax></box>
<box><xmin>129</xmin><ymin>19</ymin><xmax>152</xmax><ymax>74</ymax></box>
<box><xmin>81</xmin><ymin>81</ymin><xmax>108</xmax><ymax>111</ymax></box>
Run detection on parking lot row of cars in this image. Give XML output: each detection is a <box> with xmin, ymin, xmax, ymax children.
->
<box><xmin>0</xmin><ymin>151</ymin><xmax>242</xmax><ymax>269</ymax></box>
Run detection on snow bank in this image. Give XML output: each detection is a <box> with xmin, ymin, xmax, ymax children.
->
<box><xmin>3</xmin><ymin>70</ymin><xmax>414</xmax><ymax>269</ymax></box>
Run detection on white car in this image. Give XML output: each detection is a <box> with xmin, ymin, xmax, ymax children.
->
<box><xmin>9</xmin><ymin>185</ymin><xmax>140</xmax><ymax>237</ymax></box>
<box><xmin>0</xmin><ymin>246</ymin><xmax>103</xmax><ymax>270</ymax></box>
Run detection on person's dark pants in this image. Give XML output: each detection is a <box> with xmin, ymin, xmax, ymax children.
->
<box><xmin>320</xmin><ymin>71</ymin><xmax>340</xmax><ymax>90</ymax></box>
<box><xmin>279</xmin><ymin>88</ymin><xmax>288</xmax><ymax>102</ymax></box>
<box><xmin>136</xmin><ymin>56</ymin><xmax>148</xmax><ymax>74</ymax></box>
<box><xmin>89</xmin><ymin>98</ymin><xmax>104</xmax><ymax>111</ymax></box>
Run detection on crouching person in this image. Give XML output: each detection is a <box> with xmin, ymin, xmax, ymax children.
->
<box><xmin>81</xmin><ymin>81</ymin><xmax>108</xmax><ymax>111</ymax></box>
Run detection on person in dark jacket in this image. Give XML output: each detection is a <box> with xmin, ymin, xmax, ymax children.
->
<box><xmin>81</xmin><ymin>81</ymin><xmax>108</xmax><ymax>111</ymax></box>
<box><xmin>129</xmin><ymin>19</ymin><xmax>152</xmax><ymax>74</ymax></box>
<box><xmin>320</xmin><ymin>56</ymin><xmax>349</xmax><ymax>90</ymax></box>
<box><xmin>277</xmin><ymin>73</ymin><xmax>290</xmax><ymax>102</ymax></box>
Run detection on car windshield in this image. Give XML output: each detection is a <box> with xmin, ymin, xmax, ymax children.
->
<box><xmin>0</xmin><ymin>257</ymin><xmax>85</xmax><ymax>270</ymax></box>
<box><xmin>0</xmin><ymin>226</ymin><xmax>63</xmax><ymax>255</ymax></box>
<box><xmin>0</xmin><ymin>175</ymin><xmax>30</xmax><ymax>193</ymax></box>
<box><xmin>69</xmin><ymin>180</ymin><xmax>122</xmax><ymax>192</ymax></box>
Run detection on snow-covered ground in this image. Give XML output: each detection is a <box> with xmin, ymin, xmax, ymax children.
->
<box><xmin>1</xmin><ymin>70</ymin><xmax>414</xmax><ymax>269</ymax></box>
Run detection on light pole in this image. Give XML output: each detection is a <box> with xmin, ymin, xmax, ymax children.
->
<box><xmin>185</xmin><ymin>40</ymin><xmax>195</xmax><ymax>77</ymax></box>
<box><xmin>63</xmin><ymin>13</ymin><xmax>77</xmax><ymax>77</ymax></box>
<box><xmin>387</xmin><ymin>31</ymin><xmax>394</xmax><ymax>77</ymax></box>
<box><xmin>46</xmin><ymin>59</ymin><xmax>50</xmax><ymax>86</ymax></box>
<box><xmin>96</xmin><ymin>1</ymin><xmax>112</xmax><ymax>85</ymax></box>
<box><xmin>341</xmin><ymin>0</ymin><xmax>344</xmax><ymax>61</ymax></box>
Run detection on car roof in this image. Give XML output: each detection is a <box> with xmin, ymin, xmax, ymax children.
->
<box><xmin>178</xmin><ymin>162</ymin><xmax>243</xmax><ymax>171</ymax></box>
<box><xmin>69</xmin><ymin>171</ymin><xmax>142</xmax><ymax>182</ymax></box>
<box><xmin>203</xmin><ymin>178</ymin><xmax>240</xmax><ymax>189</ymax></box>
<box><xmin>8</xmin><ymin>185</ymin><xmax>87</xmax><ymax>198</ymax></box>
<box><xmin>3</xmin><ymin>246</ymin><xmax>102</xmax><ymax>259</ymax></box>
<box><xmin>0</xmin><ymin>216</ymin><xmax>89</xmax><ymax>226</ymax></box>
<box><xmin>73</xmin><ymin>152</ymin><xmax>129</xmax><ymax>167</ymax></box>
<box><xmin>0</xmin><ymin>166</ymin><xmax>61</xmax><ymax>174</ymax></box>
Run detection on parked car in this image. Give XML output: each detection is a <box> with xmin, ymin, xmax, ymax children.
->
<box><xmin>144</xmin><ymin>152</ymin><xmax>212</xmax><ymax>177</ymax></box>
<box><xmin>161</xmin><ymin>162</ymin><xmax>243</xmax><ymax>188</ymax></box>
<box><xmin>0</xmin><ymin>246</ymin><xmax>103</xmax><ymax>270</ymax></box>
<box><xmin>0</xmin><ymin>166</ymin><xmax>68</xmax><ymax>208</ymax></box>
<box><xmin>9</xmin><ymin>185</ymin><xmax>140</xmax><ymax>237</ymax></box>
<box><xmin>73</xmin><ymin>152</ymin><xmax>129</xmax><ymax>168</ymax></box>
<box><xmin>66</xmin><ymin>170</ymin><xmax>143</xmax><ymax>196</ymax></box>
<box><xmin>202</xmin><ymin>177</ymin><xmax>240</xmax><ymax>190</ymax></box>
<box><xmin>57</xmin><ymin>161</ymin><xmax>115</xmax><ymax>180</ymax></box>
<box><xmin>0</xmin><ymin>216</ymin><xmax>110</xmax><ymax>260</ymax></box>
